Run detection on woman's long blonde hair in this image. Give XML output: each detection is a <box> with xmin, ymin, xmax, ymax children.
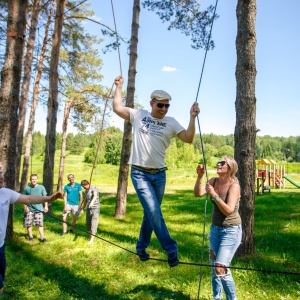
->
<box><xmin>223</xmin><ymin>156</ymin><xmax>239</xmax><ymax>183</ymax></box>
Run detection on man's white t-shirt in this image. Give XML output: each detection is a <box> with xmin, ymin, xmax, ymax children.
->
<box><xmin>129</xmin><ymin>109</ymin><xmax>185</xmax><ymax>168</ymax></box>
<box><xmin>0</xmin><ymin>188</ymin><xmax>20</xmax><ymax>247</ymax></box>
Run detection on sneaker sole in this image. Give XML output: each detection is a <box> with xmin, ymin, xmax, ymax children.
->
<box><xmin>168</xmin><ymin>260</ymin><xmax>179</xmax><ymax>267</ymax></box>
<box><xmin>139</xmin><ymin>256</ymin><xmax>150</xmax><ymax>261</ymax></box>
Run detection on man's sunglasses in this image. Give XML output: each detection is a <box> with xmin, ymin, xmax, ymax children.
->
<box><xmin>216</xmin><ymin>161</ymin><xmax>227</xmax><ymax>167</ymax></box>
<box><xmin>156</xmin><ymin>103</ymin><xmax>170</xmax><ymax>109</ymax></box>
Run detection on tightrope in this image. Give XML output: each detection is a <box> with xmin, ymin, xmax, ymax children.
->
<box><xmin>17</xmin><ymin>206</ymin><xmax>300</xmax><ymax>277</ymax></box>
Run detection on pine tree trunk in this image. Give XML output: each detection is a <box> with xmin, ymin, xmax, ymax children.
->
<box><xmin>20</xmin><ymin>0</ymin><xmax>55</xmax><ymax>192</ymax></box>
<box><xmin>15</xmin><ymin>0</ymin><xmax>41</xmax><ymax>190</ymax></box>
<box><xmin>0</xmin><ymin>0</ymin><xmax>28</xmax><ymax>238</ymax></box>
<box><xmin>114</xmin><ymin>0</ymin><xmax>140</xmax><ymax>218</ymax></box>
<box><xmin>234</xmin><ymin>0</ymin><xmax>257</xmax><ymax>255</ymax></box>
<box><xmin>43</xmin><ymin>0</ymin><xmax>66</xmax><ymax>209</ymax></box>
<box><xmin>57</xmin><ymin>101</ymin><xmax>73</xmax><ymax>192</ymax></box>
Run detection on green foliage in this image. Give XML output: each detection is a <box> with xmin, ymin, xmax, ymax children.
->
<box><xmin>83</xmin><ymin>127</ymin><xmax>123</xmax><ymax>165</ymax></box>
<box><xmin>198</xmin><ymin>143</ymin><xmax>217</xmax><ymax>166</ymax></box>
<box><xmin>142</xmin><ymin>0</ymin><xmax>218</xmax><ymax>50</ymax></box>
<box><xmin>177</xmin><ymin>143</ymin><xmax>199</xmax><ymax>168</ymax></box>
<box><xmin>165</xmin><ymin>139</ymin><xmax>178</xmax><ymax>168</ymax></box>
<box><xmin>56</xmin><ymin>132</ymin><xmax>62</xmax><ymax>150</ymax></box>
<box><xmin>217</xmin><ymin>144</ymin><xmax>234</xmax><ymax>158</ymax></box>
<box><xmin>59</xmin><ymin>1</ymin><xmax>109</xmax><ymax>134</ymax></box>
<box><xmin>256</xmin><ymin>135</ymin><xmax>300</xmax><ymax>162</ymax></box>
<box><xmin>28</xmin><ymin>130</ymin><xmax>300</xmax><ymax>170</ymax></box>
<box><xmin>104</xmin><ymin>128</ymin><xmax>123</xmax><ymax>165</ymax></box>
<box><xmin>29</xmin><ymin>131</ymin><xmax>45</xmax><ymax>156</ymax></box>
<box><xmin>84</xmin><ymin>142</ymin><xmax>106</xmax><ymax>165</ymax></box>
<box><xmin>66</xmin><ymin>133</ymin><xmax>86</xmax><ymax>155</ymax></box>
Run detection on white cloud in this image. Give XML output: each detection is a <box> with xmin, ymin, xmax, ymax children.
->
<box><xmin>162</xmin><ymin>66</ymin><xmax>177</xmax><ymax>72</ymax></box>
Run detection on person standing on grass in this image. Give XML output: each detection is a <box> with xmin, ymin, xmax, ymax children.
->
<box><xmin>80</xmin><ymin>180</ymin><xmax>100</xmax><ymax>245</ymax></box>
<box><xmin>62</xmin><ymin>174</ymin><xmax>83</xmax><ymax>236</ymax></box>
<box><xmin>194</xmin><ymin>156</ymin><xmax>242</xmax><ymax>300</ymax></box>
<box><xmin>113</xmin><ymin>75</ymin><xmax>200</xmax><ymax>267</ymax></box>
<box><xmin>0</xmin><ymin>168</ymin><xmax>62</xmax><ymax>297</ymax></box>
<box><xmin>23</xmin><ymin>174</ymin><xmax>48</xmax><ymax>243</ymax></box>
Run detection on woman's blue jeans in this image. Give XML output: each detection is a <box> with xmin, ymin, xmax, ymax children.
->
<box><xmin>209</xmin><ymin>224</ymin><xmax>242</xmax><ymax>300</ymax></box>
<box><xmin>131</xmin><ymin>168</ymin><xmax>177</xmax><ymax>254</ymax></box>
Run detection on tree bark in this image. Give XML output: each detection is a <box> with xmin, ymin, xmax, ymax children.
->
<box><xmin>20</xmin><ymin>0</ymin><xmax>56</xmax><ymax>193</ymax></box>
<box><xmin>15</xmin><ymin>0</ymin><xmax>41</xmax><ymax>190</ymax></box>
<box><xmin>57</xmin><ymin>100</ymin><xmax>73</xmax><ymax>191</ymax></box>
<box><xmin>114</xmin><ymin>0</ymin><xmax>140</xmax><ymax>218</ymax></box>
<box><xmin>0</xmin><ymin>0</ymin><xmax>28</xmax><ymax>238</ymax></box>
<box><xmin>43</xmin><ymin>0</ymin><xmax>66</xmax><ymax>206</ymax></box>
<box><xmin>234</xmin><ymin>0</ymin><xmax>257</xmax><ymax>255</ymax></box>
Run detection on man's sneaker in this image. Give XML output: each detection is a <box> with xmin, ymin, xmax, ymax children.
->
<box><xmin>68</xmin><ymin>229</ymin><xmax>74</xmax><ymax>234</ymax></box>
<box><xmin>137</xmin><ymin>249</ymin><xmax>150</xmax><ymax>261</ymax></box>
<box><xmin>29</xmin><ymin>237</ymin><xmax>34</xmax><ymax>243</ymax></box>
<box><xmin>39</xmin><ymin>238</ymin><xmax>47</xmax><ymax>243</ymax></box>
<box><xmin>61</xmin><ymin>232</ymin><xmax>68</xmax><ymax>237</ymax></box>
<box><xmin>167</xmin><ymin>252</ymin><xmax>179</xmax><ymax>267</ymax></box>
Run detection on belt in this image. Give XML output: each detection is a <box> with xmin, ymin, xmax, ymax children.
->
<box><xmin>212</xmin><ymin>224</ymin><xmax>239</xmax><ymax>228</ymax></box>
<box><xmin>132</xmin><ymin>165</ymin><xmax>168</xmax><ymax>174</ymax></box>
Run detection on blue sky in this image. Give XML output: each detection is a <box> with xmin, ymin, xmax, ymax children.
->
<box><xmin>36</xmin><ymin>0</ymin><xmax>300</xmax><ymax>137</ymax></box>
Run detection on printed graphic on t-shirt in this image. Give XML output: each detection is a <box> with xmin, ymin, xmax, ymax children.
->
<box><xmin>1</xmin><ymin>200</ymin><xmax>9</xmax><ymax>207</ymax></box>
<box><xmin>140</xmin><ymin>117</ymin><xmax>167</xmax><ymax>137</ymax></box>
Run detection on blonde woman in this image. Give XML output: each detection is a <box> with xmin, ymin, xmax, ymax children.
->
<box><xmin>194</xmin><ymin>156</ymin><xmax>242</xmax><ymax>300</ymax></box>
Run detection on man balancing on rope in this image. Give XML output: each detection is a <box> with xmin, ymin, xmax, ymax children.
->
<box><xmin>113</xmin><ymin>76</ymin><xmax>200</xmax><ymax>267</ymax></box>
<box><xmin>0</xmin><ymin>167</ymin><xmax>63</xmax><ymax>297</ymax></box>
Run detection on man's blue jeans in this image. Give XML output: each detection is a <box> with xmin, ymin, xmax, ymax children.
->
<box><xmin>131</xmin><ymin>167</ymin><xmax>177</xmax><ymax>254</ymax></box>
<box><xmin>0</xmin><ymin>244</ymin><xmax>6</xmax><ymax>290</ymax></box>
<box><xmin>209</xmin><ymin>224</ymin><xmax>242</xmax><ymax>300</ymax></box>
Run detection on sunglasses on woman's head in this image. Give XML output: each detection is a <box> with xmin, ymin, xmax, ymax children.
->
<box><xmin>216</xmin><ymin>161</ymin><xmax>227</xmax><ymax>167</ymax></box>
<box><xmin>156</xmin><ymin>103</ymin><xmax>170</xmax><ymax>109</ymax></box>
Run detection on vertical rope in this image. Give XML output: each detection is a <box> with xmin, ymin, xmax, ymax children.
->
<box><xmin>89</xmin><ymin>0</ymin><xmax>123</xmax><ymax>186</ymax></box>
<box><xmin>110</xmin><ymin>0</ymin><xmax>122</xmax><ymax>76</ymax></box>
<box><xmin>195</xmin><ymin>1</ymin><xmax>219</xmax><ymax>299</ymax></box>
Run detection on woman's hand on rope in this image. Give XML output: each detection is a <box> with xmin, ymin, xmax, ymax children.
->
<box><xmin>194</xmin><ymin>165</ymin><xmax>207</xmax><ymax>197</ymax></box>
<box><xmin>205</xmin><ymin>182</ymin><xmax>215</xmax><ymax>197</ymax></box>
<box><xmin>196</xmin><ymin>165</ymin><xmax>205</xmax><ymax>178</ymax></box>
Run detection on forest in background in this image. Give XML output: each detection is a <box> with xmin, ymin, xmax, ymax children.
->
<box><xmin>28</xmin><ymin>128</ymin><xmax>300</xmax><ymax>172</ymax></box>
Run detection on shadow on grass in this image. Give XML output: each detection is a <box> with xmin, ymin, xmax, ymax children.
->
<box><xmin>127</xmin><ymin>284</ymin><xmax>192</xmax><ymax>299</ymax></box>
<box><xmin>4</xmin><ymin>240</ymin><xmax>197</xmax><ymax>300</ymax></box>
<box><xmin>4</xmin><ymin>240</ymin><xmax>120</xmax><ymax>300</ymax></box>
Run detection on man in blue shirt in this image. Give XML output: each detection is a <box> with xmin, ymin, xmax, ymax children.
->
<box><xmin>62</xmin><ymin>174</ymin><xmax>83</xmax><ymax>235</ymax></box>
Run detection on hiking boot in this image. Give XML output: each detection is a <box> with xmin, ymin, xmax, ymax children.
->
<box><xmin>137</xmin><ymin>249</ymin><xmax>150</xmax><ymax>261</ymax></box>
<box><xmin>167</xmin><ymin>252</ymin><xmax>179</xmax><ymax>267</ymax></box>
<box><xmin>61</xmin><ymin>232</ymin><xmax>68</xmax><ymax>237</ymax></box>
<box><xmin>29</xmin><ymin>237</ymin><xmax>34</xmax><ymax>243</ymax></box>
<box><xmin>39</xmin><ymin>238</ymin><xmax>47</xmax><ymax>243</ymax></box>
<box><xmin>68</xmin><ymin>229</ymin><xmax>74</xmax><ymax>234</ymax></box>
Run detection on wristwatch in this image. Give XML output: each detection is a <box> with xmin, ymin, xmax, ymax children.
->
<box><xmin>213</xmin><ymin>194</ymin><xmax>221</xmax><ymax>202</ymax></box>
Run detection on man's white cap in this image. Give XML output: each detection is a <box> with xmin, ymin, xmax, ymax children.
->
<box><xmin>150</xmin><ymin>90</ymin><xmax>172</xmax><ymax>101</ymax></box>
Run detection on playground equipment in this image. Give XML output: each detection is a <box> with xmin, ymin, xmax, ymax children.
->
<box><xmin>283</xmin><ymin>175</ymin><xmax>300</xmax><ymax>188</ymax></box>
<box><xmin>256</xmin><ymin>158</ymin><xmax>285</xmax><ymax>194</ymax></box>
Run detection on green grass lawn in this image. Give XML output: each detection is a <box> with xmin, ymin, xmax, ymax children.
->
<box><xmin>4</xmin><ymin>156</ymin><xmax>300</xmax><ymax>299</ymax></box>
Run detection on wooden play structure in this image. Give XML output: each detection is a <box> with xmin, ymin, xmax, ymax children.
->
<box><xmin>256</xmin><ymin>158</ymin><xmax>285</xmax><ymax>194</ymax></box>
